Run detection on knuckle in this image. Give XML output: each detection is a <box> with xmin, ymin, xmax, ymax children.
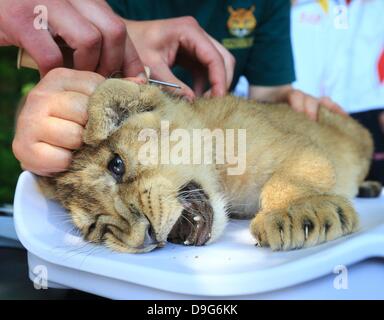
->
<box><xmin>40</xmin><ymin>52</ymin><xmax>63</xmax><ymax>71</ymax></box>
<box><xmin>23</xmin><ymin>91</ymin><xmax>49</xmax><ymax>116</ymax></box>
<box><xmin>82</xmin><ymin>28</ymin><xmax>102</xmax><ymax>50</ymax></box>
<box><xmin>306</xmin><ymin>95</ymin><xmax>318</xmax><ymax>106</ymax></box>
<box><xmin>109</xmin><ymin>20</ymin><xmax>127</xmax><ymax>44</ymax></box>
<box><xmin>26</xmin><ymin>86</ymin><xmax>46</xmax><ymax>100</ymax></box>
<box><xmin>291</xmin><ymin>89</ymin><xmax>303</xmax><ymax>98</ymax></box>
<box><xmin>289</xmin><ymin>90</ymin><xmax>304</xmax><ymax>102</ymax></box>
<box><xmin>8</xmin><ymin>3</ymin><xmax>28</xmax><ymax>20</ymax></box>
<box><xmin>124</xmin><ymin>53</ymin><xmax>142</xmax><ymax>67</ymax></box>
<box><xmin>180</xmin><ymin>16</ymin><xmax>199</xmax><ymax>27</ymax></box>
<box><xmin>45</xmin><ymin>67</ymin><xmax>71</xmax><ymax>80</ymax></box>
<box><xmin>24</xmin><ymin>89</ymin><xmax>41</xmax><ymax>105</ymax></box>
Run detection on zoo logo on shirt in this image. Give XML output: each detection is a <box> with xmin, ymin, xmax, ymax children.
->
<box><xmin>222</xmin><ymin>5</ymin><xmax>257</xmax><ymax>49</ymax></box>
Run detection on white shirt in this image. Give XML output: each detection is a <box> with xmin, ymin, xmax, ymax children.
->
<box><xmin>291</xmin><ymin>0</ymin><xmax>384</xmax><ymax>113</ymax></box>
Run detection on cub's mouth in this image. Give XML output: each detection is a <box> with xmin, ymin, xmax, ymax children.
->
<box><xmin>167</xmin><ymin>181</ymin><xmax>214</xmax><ymax>246</ymax></box>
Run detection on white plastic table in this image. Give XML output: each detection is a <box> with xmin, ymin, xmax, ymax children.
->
<box><xmin>14</xmin><ymin>172</ymin><xmax>384</xmax><ymax>299</ymax></box>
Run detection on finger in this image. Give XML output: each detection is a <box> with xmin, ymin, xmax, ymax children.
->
<box><xmin>68</xmin><ymin>0</ymin><xmax>127</xmax><ymax>76</ymax></box>
<box><xmin>206</xmin><ymin>33</ymin><xmax>235</xmax><ymax>90</ymax></box>
<box><xmin>174</xmin><ymin>48</ymin><xmax>206</xmax><ymax>96</ymax></box>
<box><xmin>203</xmin><ymin>89</ymin><xmax>212</xmax><ymax>98</ymax></box>
<box><xmin>287</xmin><ymin>90</ymin><xmax>306</xmax><ymax>114</ymax></box>
<box><xmin>319</xmin><ymin>97</ymin><xmax>347</xmax><ymax>116</ymax></box>
<box><xmin>39</xmin><ymin>117</ymin><xmax>84</xmax><ymax>150</ymax></box>
<box><xmin>178</xmin><ymin>22</ymin><xmax>227</xmax><ymax>97</ymax></box>
<box><xmin>40</xmin><ymin>68</ymin><xmax>104</xmax><ymax>95</ymax></box>
<box><xmin>303</xmin><ymin>96</ymin><xmax>319</xmax><ymax>121</ymax></box>
<box><xmin>122</xmin><ymin>33</ymin><xmax>146</xmax><ymax>78</ymax></box>
<box><xmin>150</xmin><ymin>62</ymin><xmax>195</xmax><ymax>100</ymax></box>
<box><xmin>193</xmin><ymin>72</ymin><xmax>207</xmax><ymax>96</ymax></box>
<box><xmin>181</xmin><ymin>32</ymin><xmax>227</xmax><ymax>96</ymax></box>
<box><xmin>28</xmin><ymin>142</ymin><xmax>73</xmax><ymax>175</ymax></box>
<box><xmin>49</xmin><ymin>91</ymin><xmax>89</xmax><ymax>126</ymax></box>
<box><xmin>47</xmin><ymin>0</ymin><xmax>102</xmax><ymax>71</ymax></box>
<box><xmin>18</xmin><ymin>28</ymin><xmax>63</xmax><ymax>76</ymax></box>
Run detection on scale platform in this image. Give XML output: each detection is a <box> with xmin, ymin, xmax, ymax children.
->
<box><xmin>13</xmin><ymin>172</ymin><xmax>384</xmax><ymax>299</ymax></box>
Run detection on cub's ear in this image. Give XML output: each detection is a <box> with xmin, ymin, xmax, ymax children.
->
<box><xmin>84</xmin><ymin>79</ymin><xmax>164</xmax><ymax>146</ymax></box>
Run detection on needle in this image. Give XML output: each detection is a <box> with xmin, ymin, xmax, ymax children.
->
<box><xmin>148</xmin><ymin>79</ymin><xmax>181</xmax><ymax>89</ymax></box>
<box><xmin>110</xmin><ymin>70</ymin><xmax>181</xmax><ymax>89</ymax></box>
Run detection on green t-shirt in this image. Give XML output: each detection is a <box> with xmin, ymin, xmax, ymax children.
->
<box><xmin>107</xmin><ymin>0</ymin><xmax>295</xmax><ymax>90</ymax></box>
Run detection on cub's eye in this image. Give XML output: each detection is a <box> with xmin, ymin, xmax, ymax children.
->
<box><xmin>108</xmin><ymin>154</ymin><xmax>125</xmax><ymax>182</ymax></box>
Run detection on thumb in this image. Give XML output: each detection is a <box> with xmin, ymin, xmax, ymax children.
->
<box><xmin>122</xmin><ymin>34</ymin><xmax>146</xmax><ymax>78</ymax></box>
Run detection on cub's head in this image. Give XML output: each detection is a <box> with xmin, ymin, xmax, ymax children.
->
<box><xmin>227</xmin><ymin>6</ymin><xmax>257</xmax><ymax>38</ymax></box>
<box><xmin>40</xmin><ymin>80</ymin><xmax>227</xmax><ymax>253</ymax></box>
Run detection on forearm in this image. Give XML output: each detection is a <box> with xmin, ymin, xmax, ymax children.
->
<box><xmin>249</xmin><ymin>84</ymin><xmax>293</xmax><ymax>102</ymax></box>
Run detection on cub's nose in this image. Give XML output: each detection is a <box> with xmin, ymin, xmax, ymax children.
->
<box><xmin>167</xmin><ymin>181</ymin><xmax>214</xmax><ymax>246</ymax></box>
<box><xmin>143</xmin><ymin>224</ymin><xmax>157</xmax><ymax>247</ymax></box>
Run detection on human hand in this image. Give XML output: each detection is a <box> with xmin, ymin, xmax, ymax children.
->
<box><xmin>124</xmin><ymin>17</ymin><xmax>236</xmax><ymax>100</ymax></box>
<box><xmin>250</xmin><ymin>85</ymin><xmax>347</xmax><ymax>121</ymax></box>
<box><xmin>13</xmin><ymin>68</ymin><xmax>146</xmax><ymax>176</ymax></box>
<box><xmin>286</xmin><ymin>89</ymin><xmax>347</xmax><ymax>121</ymax></box>
<box><xmin>0</xmin><ymin>0</ymin><xmax>145</xmax><ymax>77</ymax></box>
<box><xmin>13</xmin><ymin>68</ymin><xmax>105</xmax><ymax>176</ymax></box>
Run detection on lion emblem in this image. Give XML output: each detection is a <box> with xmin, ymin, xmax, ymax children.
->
<box><xmin>227</xmin><ymin>5</ymin><xmax>257</xmax><ymax>38</ymax></box>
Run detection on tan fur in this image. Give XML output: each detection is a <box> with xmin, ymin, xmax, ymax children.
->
<box><xmin>39</xmin><ymin>79</ymin><xmax>373</xmax><ymax>252</ymax></box>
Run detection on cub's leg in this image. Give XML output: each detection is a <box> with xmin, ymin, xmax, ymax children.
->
<box><xmin>250</xmin><ymin>148</ymin><xmax>359</xmax><ymax>251</ymax></box>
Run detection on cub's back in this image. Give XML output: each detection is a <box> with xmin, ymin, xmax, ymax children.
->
<box><xmin>192</xmin><ymin>96</ymin><xmax>373</xmax><ymax>192</ymax></box>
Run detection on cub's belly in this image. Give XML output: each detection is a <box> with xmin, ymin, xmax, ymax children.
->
<box><xmin>226</xmin><ymin>184</ymin><xmax>262</xmax><ymax>219</ymax></box>
<box><xmin>219</xmin><ymin>162</ymin><xmax>272</xmax><ymax>219</ymax></box>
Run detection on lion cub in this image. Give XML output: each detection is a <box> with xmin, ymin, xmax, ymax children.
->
<box><xmin>40</xmin><ymin>79</ymin><xmax>376</xmax><ymax>253</ymax></box>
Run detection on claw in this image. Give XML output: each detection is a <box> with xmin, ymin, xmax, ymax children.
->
<box><xmin>304</xmin><ymin>225</ymin><xmax>309</xmax><ymax>240</ymax></box>
<box><xmin>255</xmin><ymin>241</ymin><xmax>260</xmax><ymax>247</ymax></box>
<box><xmin>280</xmin><ymin>229</ymin><xmax>284</xmax><ymax>241</ymax></box>
<box><xmin>193</xmin><ymin>215</ymin><xmax>201</xmax><ymax>222</ymax></box>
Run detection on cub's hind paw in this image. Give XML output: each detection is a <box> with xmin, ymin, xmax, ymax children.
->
<box><xmin>250</xmin><ymin>195</ymin><xmax>359</xmax><ymax>251</ymax></box>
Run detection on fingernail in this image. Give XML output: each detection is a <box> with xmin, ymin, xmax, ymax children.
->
<box><xmin>144</xmin><ymin>66</ymin><xmax>151</xmax><ymax>78</ymax></box>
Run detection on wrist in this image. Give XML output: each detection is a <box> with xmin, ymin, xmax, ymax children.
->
<box><xmin>274</xmin><ymin>86</ymin><xmax>295</xmax><ymax>103</ymax></box>
<box><xmin>249</xmin><ymin>84</ymin><xmax>293</xmax><ymax>103</ymax></box>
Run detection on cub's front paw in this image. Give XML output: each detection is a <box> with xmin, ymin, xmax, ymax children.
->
<box><xmin>250</xmin><ymin>195</ymin><xmax>359</xmax><ymax>251</ymax></box>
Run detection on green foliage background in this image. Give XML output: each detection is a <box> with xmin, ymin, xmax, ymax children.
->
<box><xmin>0</xmin><ymin>47</ymin><xmax>39</xmax><ymax>204</ymax></box>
